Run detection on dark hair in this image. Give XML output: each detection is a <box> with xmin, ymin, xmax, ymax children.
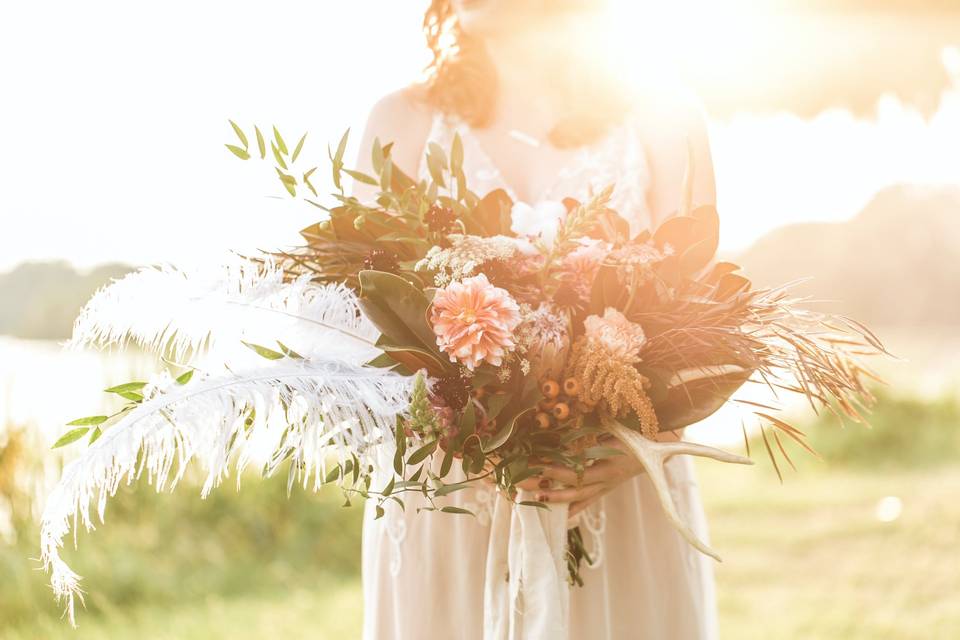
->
<box><xmin>417</xmin><ymin>0</ymin><xmax>633</xmax><ymax>149</ymax></box>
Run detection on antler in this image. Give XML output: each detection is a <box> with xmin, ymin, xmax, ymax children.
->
<box><xmin>605</xmin><ymin>420</ymin><xmax>752</xmax><ymax>562</ymax></box>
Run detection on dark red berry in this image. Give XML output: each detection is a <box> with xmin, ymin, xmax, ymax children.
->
<box><xmin>434</xmin><ymin>373</ymin><xmax>471</xmax><ymax>412</ymax></box>
<box><xmin>363</xmin><ymin>249</ymin><xmax>398</xmax><ymax>273</ymax></box>
<box><xmin>425</xmin><ymin>203</ymin><xmax>457</xmax><ymax>235</ymax></box>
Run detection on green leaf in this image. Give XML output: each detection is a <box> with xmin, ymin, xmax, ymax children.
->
<box><xmin>228</xmin><ymin>120</ymin><xmax>249</xmax><ymax>148</ymax></box>
<box><xmin>116</xmin><ymin>391</ymin><xmax>144</xmax><ymax>403</ymax></box>
<box><xmin>302</xmin><ymin>167</ymin><xmax>319</xmax><ymax>196</ymax></box>
<box><xmin>343</xmin><ymin>168</ymin><xmax>379</xmax><ymax>186</ymax></box>
<box><xmin>518</xmin><ymin>500</ymin><xmax>549</xmax><ymax>509</ymax></box>
<box><xmin>291</xmin><ymin>132</ymin><xmax>307</xmax><ymax>162</ymax></box>
<box><xmin>275</xmin><ymin>167</ymin><xmax>297</xmax><ymax>197</ymax></box>
<box><xmin>88</xmin><ymin>426</ymin><xmax>103</xmax><ymax>445</ymax></box>
<box><xmin>273</xmin><ymin>125</ymin><xmax>288</xmax><ymax>155</ymax></box>
<box><xmin>375</xmin><ymin>505</ymin><xmax>385</xmax><ymax>519</ymax></box>
<box><xmin>371</xmin><ymin>137</ymin><xmax>384</xmax><ymax>174</ymax></box>
<box><xmin>426</xmin><ymin>147</ymin><xmax>446</xmax><ymax>188</ymax></box>
<box><xmin>241</xmin><ymin>341</ymin><xmax>285</xmax><ymax>360</ymax></box>
<box><xmin>434</xmin><ymin>481</ymin><xmax>470</xmax><ymax>497</ymax></box>
<box><xmin>66</xmin><ymin>415</ymin><xmax>109</xmax><ymax>427</ymax></box>
<box><xmin>380</xmin><ymin>158</ymin><xmax>393</xmax><ymax>192</ymax></box>
<box><xmin>439</xmin><ymin>445</ymin><xmax>455</xmax><ymax>478</ymax></box>
<box><xmin>440</xmin><ymin>506</ymin><xmax>473</xmax><ymax>515</ymax></box>
<box><xmin>225</xmin><ymin>144</ymin><xmax>250</xmax><ymax>160</ymax></box>
<box><xmin>324</xmin><ymin>465</ymin><xmax>342</xmax><ymax>484</ymax></box>
<box><xmin>333</xmin><ymin>129</ymin><xmax>349</xmax><ymax>167</ymax></box>
<box><xmin>53</xmin><ymin>427</ymin><xmax>90</xmax><ymax>448</ymax></box>
<box><xmin>255</xmin><ymin>126</ymin><xmax>266</xmax><ymax>159</ymax></box>
<box><xmin>382</xmin><ymin>476</ymin><xmax>396</xmax><ymax>497</ymax></box>
<box><xmin>406</xmin><ymin>439</ymin><xmax>438</xmax><ymax>466</ymax></box>
<box><xmin>583</xmin><ymin>446</ymin><xmax>625</xmax><ymax>459</ymax></box>
<box><xmin>450</xmin><ymin>133</ymin><xmax>463</xmax><ymax>175</ymax></box>
<box><xmin>175</xmin><ymin>370</ymin><xmax>194</xmax><ymax>385</ymax></box>
<box><xmin>104</xmin><ymin>382</ymin><xmax>147</xmax><ymax>394</ymax></box>
<box><xmin>276</xmin><ymin>341</ymin><xmax>304</xmax><ymax>359</ymax></box>
<box><xmin>271</xmin><ymin>142</ymin><xmax>288</xmax><ymax>170</ymax></box>
<box><xmin>357</xmin><ymin>270</ymin><xmax>446</xmax><ymax>368</ymax></box>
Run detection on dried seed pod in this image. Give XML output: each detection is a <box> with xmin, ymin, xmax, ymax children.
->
<box><xmin>541</xmin><ymin>379</ymin><xmax>560</xmax><ymax>399</ymax></box>
<box><xmin>535</xmin><ymin>412</ymin><xmax>552</xmax><ymax>430</ymax></box>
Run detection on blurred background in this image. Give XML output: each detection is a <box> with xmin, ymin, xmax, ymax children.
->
<box><xmin>1</xmin><ymin>0</ymin><xmax>958</xmax><ymax>638</ymax></box>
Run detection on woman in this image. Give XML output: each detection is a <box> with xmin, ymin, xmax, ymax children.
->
<box><xmin>354</xmin><ymin>1</ymin><xmax>718</xmax><ymax>638</ymax></box>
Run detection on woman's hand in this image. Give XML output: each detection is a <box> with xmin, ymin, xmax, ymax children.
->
<box><xmin>517</xmin><ymin>437</ymin><xmax>646</xmax><ymax>519</ymax></box>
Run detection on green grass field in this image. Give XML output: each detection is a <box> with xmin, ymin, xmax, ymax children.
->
<box><xmin>2</xmin><ymin>392</ymin><xmax>958</xmax><ymax>638</ymax></box>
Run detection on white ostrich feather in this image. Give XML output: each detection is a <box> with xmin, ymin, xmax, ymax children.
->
<box><xmin>40</xmin><ymin>357</ymin><xmax>413</xmax><ymax>627</ymax></box>
<box><xmin>66</xmin><ymin>253</ymin><xmax>380</xmax><ymax>364</ymax></box>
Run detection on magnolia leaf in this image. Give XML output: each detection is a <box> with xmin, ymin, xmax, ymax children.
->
<box><xmin>357</xmin><ymin>270</ymin><xmax>442</xmax><ymax>363</ymax></box>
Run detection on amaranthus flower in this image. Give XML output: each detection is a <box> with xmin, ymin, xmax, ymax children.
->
<box><xmin>429</xmin><ymin>273</ymin><xmax>521</xmax><ymax>370</ymax></box>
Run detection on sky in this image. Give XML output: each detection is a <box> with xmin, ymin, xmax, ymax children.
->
<box><xmin>1</xmin><ymin>0</ymin><xmax>958</xmax><ymax>273</ymax></box>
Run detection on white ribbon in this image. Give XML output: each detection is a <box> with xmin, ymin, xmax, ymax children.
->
<box><xmin>483</xmin><ymin>489</ymin><xmax>571</xmax><ymax>640</ymax></box>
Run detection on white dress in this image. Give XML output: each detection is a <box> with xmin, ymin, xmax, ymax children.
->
<box><xmin>361</xmin><ymin>109</ymin><xmax>718</xmax><ymax>640</ymax></box>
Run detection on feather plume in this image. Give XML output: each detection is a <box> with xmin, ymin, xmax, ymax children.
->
<box><xmin>39</xmin><ymin>357</ymin><xmax>413</xmax><ymax>627</ymax></box>
<box><xmin>66</xmin><ymin>253</ymin><xmax>380</xmax><ymax>364</ymax></box>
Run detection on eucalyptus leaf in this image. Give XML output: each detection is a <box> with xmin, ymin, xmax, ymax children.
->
<box><xmin>229</xmin><ymin>120</ymin><xmax>249</xmax><ymax>148</ymax></box>
<box><xmin>52</xmin><ymin>427</ymin><xmax>90</xmax><ymax>449</ymax></box>
<box><xmin>225</xmin><ymin>144</ymin><xmax>250</xmax><ymax>160</ymax></box>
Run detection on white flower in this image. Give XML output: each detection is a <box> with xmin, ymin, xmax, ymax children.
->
<box><xmin>510</xmin><ymin>199</ymin><xmax>567</xmax><ymax>250</ymax></box>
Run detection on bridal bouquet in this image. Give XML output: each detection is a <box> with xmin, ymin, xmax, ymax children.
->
<box><xmin>40</xmin><ymin>124</ymin><xmax>886</xmax><ymax>626</ymax></box>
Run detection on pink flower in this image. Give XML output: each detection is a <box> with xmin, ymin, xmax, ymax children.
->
<box><xmin>559</xmin><ymin>239</ymin><xmax>610</xmax><ymax>302</ymax></box>
<box><xmin>583</xmin><ymin>308</ymin><xmax>647</xmax><ymax>363</ymax></box>
<box><xmin>429</xmin><ymin>274</ymin><xmax>521</xmax><ymax>370</ymax></box>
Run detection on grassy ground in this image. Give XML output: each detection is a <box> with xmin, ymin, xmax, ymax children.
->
<box><xmin>5</xmin><ymin>465</ymin><xmax>957</xmax><ymax>639</ymax></box>
<box><xmin>3</xmin><ymin>392</ymin><xmax>958</xmax><ymax>638</ymax></box>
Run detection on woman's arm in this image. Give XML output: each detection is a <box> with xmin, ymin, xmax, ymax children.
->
<box><xmin>637</xmin><ymin>88</ymin><xmax>717</xmax><ymax>224</ymax></box>
<box><xmin>350</xmin><ymin>87</ymin><xmax>434</xmax><ymax>201</ymax></box>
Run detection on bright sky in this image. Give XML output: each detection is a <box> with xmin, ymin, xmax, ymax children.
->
<box><xmin>1</xmin><ymin>1</ymin><xmax>958</xmax><ymax>273</ymax></box>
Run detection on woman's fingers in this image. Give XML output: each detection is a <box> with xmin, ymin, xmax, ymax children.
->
<box><xmin>536</xmin><ymin>481</ymin><xmax>607</xmax><ymax>504</ymax></box>
<box><xmin>569</xmin><ymin>486</ymin><xmax>614</xmax><ymax>518</ymax></box>
<box><xmin>516</xmin><ymin>456</ymin><xmax>639</xmax><ymax>492</ymax></box>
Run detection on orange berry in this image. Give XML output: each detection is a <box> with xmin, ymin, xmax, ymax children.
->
<box><xmin>535</xmin><ymin>412</ymin><xmax>552</xmax><ymax>430</ymax></box>
<box><xmin>563</xmin><ymin>377</ymin><xmax>580</xmax><ymax>396</ymax></box>
<box><xmin>552</xmin><ymin>402</ymin><xmax>570</xmax><ymax>421</ymax></box>
<box><xmin>541</xmin><ymin>380</ymin><xmax>560</xmax><ymax>399</ymax></box>
<box><xmin>539</xmin><ymin>399</ymin><xmax>557</xmax><ymax>411</ymax></box>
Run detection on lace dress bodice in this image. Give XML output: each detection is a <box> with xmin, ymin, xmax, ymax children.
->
<box><xmin>419</xmin><ymin>109</ymin><xmax>655</xmax><ymax>238</ymax></box>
